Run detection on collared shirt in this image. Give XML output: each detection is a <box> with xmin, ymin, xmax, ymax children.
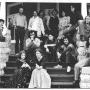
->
<box><xmin>59</xmin><ymin>16</ymin><xmax>70</xmax><ymax>29</ymax></box>
<box><xmin>15</xmin><ymin>13</ymin><xmax>27</xmax><ymax>28</ymax></box>
<box><xmin>85</xmin><ymin>15</ymin><xmax>90</xmax><ymax>24</ymax></box>
<box><xmin>28</xmin><ymin>16</ymin><xmax>45</xmax><ymax>37</ymax></box>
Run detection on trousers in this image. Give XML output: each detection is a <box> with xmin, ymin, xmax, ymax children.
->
<box><xmin>15</xmin><ymin>26</ymin><xmax>25</xmax><ymax>53</ymax></box>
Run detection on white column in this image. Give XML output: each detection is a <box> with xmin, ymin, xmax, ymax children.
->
<box><xmin>81</xmin><ymin>2</ymin><xmax>87</xmax><ymax>19</ymax></box>
<box><xmin>0</xmin><ymin>1</ymin><xmax>6</xmax><ymax>20</ymax></box>
<box><xmin>56</xmin><ymin>3</ymin><xmax>59</xmax><ymax>17</ymax></box>
<box><xmin>56</xmin><ymin>3</ymin><xmax>59</xmax><ymax>12</ymax></box>
<box><xmin>37</xmin><ymin>3</ymin><xmax>40</xmax><ymax>11</ymax></box>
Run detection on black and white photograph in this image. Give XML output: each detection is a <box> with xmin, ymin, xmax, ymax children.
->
<box><xmin>0</xmin><ymin>0</ymin><xmax>90</xmax><ymax>88</ymax></box>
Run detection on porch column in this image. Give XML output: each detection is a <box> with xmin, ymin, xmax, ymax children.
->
<box><xmin>0</xmin><ymin>1</ymin><xmax>6</xmax><ymax>23</ymax></box>
<box><xmin>37</xmin><ymin>3</ymin><xmax>40</xmax><ymax>12</ymax></box>
<box><xmin>56</xmin><ymin>3</ymin><xmax>59</xmax><ymax>17</ymax></box>
<box><xmin>81</xmin><ymin>2</ymin><xmax>87</xmax><ymax>19</ymax></box>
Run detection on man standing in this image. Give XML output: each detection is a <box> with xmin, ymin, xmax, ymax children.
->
<box><xmin>15</xmin><ymin>7</ymin><xmax>27</xmax><ymax>53</ymax></box>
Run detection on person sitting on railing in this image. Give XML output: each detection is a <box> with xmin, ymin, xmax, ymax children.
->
<box><xmin>74</xmin><ymin>35</ymin><xmax>90</xmax><ymax>87</ymax></box>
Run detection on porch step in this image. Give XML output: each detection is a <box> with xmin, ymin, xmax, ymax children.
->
<box><xmin>6</xmin><ymin>61</ymin><xmax>17</xmax><ymax>67</ymax></box>
<box><xmin>47</xmin><ymin>67</ymin><xmax>74</xmax><ymax>74</ymax></box>
<box><xmin>0</xmin><ymin>81</ymin><xmax>5</xmax><ymax>88</ymax></box>
<box><xmin>50</xmin><ymin>74</ymin><xmax>74</xmax><ymax>82</ymax></box>
<box><xmin>4</xmin><ymin>67</ymin><xmax>17</xmax><ymax>74</ymax></box>
<box><xmin>0</xmin><ymin>74</ymin><xmax>13</xmax><ymax>82</ymax></box>
<box><xmin>51</xmin><ymin>81</ymin><xmax>74</xmax><ymax>86</ymax></box>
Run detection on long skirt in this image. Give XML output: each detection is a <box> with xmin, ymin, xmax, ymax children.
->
<box><xmin>28</xmin><ymin>68</ymin><xmax>51</xmax><ymax>88</ymax></box>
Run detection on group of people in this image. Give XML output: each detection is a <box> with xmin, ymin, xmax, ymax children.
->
<box><xmin>6</xmin><ymin>4</ymin><xmax>90</xmax><ymax>88</ymax></box>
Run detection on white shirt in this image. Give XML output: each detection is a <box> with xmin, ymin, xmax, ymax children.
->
<box><xmin>28</xmin><ymin>16</ymin><xmax>45</xmax><ymax>37</ymax></box>
<box><xmin>15</xmin><ymin>13</ymin><xmax>27</xmax><ymax>28</ymax></box>
<box><xmin>59</xmin><ymin>16</ymin><xmax>70</xmax><ymax>29</ymax></box>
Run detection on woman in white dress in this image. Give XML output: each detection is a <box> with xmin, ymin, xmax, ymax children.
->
<box><xmin>28</xmin><ymin>48</ymin><xmax>51</xmax><ymax>88</ymax></box>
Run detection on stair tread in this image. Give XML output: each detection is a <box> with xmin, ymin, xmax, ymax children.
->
<box><xmin>5</xmin><ymin>67</ymin><xmax>17</xmax><ymax>69</ymax></box>
<box><xmin>47</xmin><ymin>67</ymin><xmax>73</xmax><ymax>69</ymax></box>
<box><xmin>0</xmin><ymin>81</ymin><xmax>4</xmax><ymax>83</ymax></box>
<box><xmin>0</xmin><ymin>74</ymin><xmax>14</xmax><ymax>77</ymax></box>
<box><xmin>51</xmin><ymin>81</ymin><xmax>74</xmax><ymax>85</ymax></box>
<box><xmin>50</xmin><ymin>74</ymin><xmax>74</xmax><ymax>77</ymax></box>
<box><xmin>6</xmin><ymin>61</ymin><xmax>17</xmax><ymax>63</ymax></box>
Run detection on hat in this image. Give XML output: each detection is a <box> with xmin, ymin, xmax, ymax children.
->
<box><xmin>28</xmin><ymin>30</ymin><xmax>37</xmax><ymax>37</ymax></box>
<box><xmin>0</xmin><ymin>19</ymin><xmax>4</xmax><ymax>23</ymax></box>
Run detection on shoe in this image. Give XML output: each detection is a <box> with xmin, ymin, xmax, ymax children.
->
<box><xmin>54</xmin><ymin>64</ymin><xmax>62</xmax><ymax>69</ymax></box>
<box><xmin>73</xmin><ymin>80</ymin><xmax>80</xmax><ymax>88</ymax></box>
<box><xmin>67</xmin><ymin>66</ymin><xmax>71</xmax><ymax>72</ymax></box>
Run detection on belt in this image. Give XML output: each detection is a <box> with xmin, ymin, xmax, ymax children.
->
<box><xmin>16</xmin><ymin>26</ymin><xmax>24</xmax><ymax>28</ymax></box>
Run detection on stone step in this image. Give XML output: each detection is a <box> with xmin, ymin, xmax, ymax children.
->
<box><xmin>0</xmin><ymin>74</ymin><xmax>13</xmax><ymax>82</ymax></box>
<box><xmin>6</xmin><ymin>61</ymin><xmax>17</xmax><ymax>67</ymax></box>
<box><xmin>45</xmin><ymin>62</ymin><xmax>58</xmax><ymax>67</ymax></box>
<box><xmin>47</xmin><ymin>67</ymin><xmax>74</xmax><ymax>74</ymax></box>
<box><xmin>4</xmin><ymin>67</ymin><xmax>17</xmax><ymax>74</ymax></box>
<box><xmin>9</xmin><ymin>55</ymin><xmax>17</xmax><ymax>61</ymax></box>
<box><xmin>50</xmin><ymin>74</ymin><xmax>74</xmax><ymax>82</ymax></box>
<box><xmin>0</xmin><ymin>81</ymin><xmax>5</xmax><ymax>88</ymax></box>
<box><xmin>51</xmin><ymin>81</ymin><xmax>74</xmax><ymax>86</ymax></box>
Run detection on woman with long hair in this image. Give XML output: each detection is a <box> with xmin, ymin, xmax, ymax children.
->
<box><xmin>28</xmin><ymin>48</ymin><xmax>51</xmax><ymax>88</ymax></box>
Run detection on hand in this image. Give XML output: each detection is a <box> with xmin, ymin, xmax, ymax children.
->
<box><xmin>25</xmin><ymin>28</ymin><xmax>27</xmax><ymax>30</ymax></box>
<box><xmin>36</xmin><ymin>64</ymin><xmax>42</xmax><ymax>70</ymax></box>
<box><xmin>46</xmin><ymin>48</ymin><xmax>49</xmax><ymax>52</ymax></box>
<box><xmin>57</xmin><ymin>52</ymin><xmax>61</xmax><ymax>59</ymax></box>
<box><xmin>44</xmin><ymin>45</ymin><xmax>47</xmax><ymax>48</ymax></box>
<box><xmin>14</xmin><ymin>25</ymin><xmax>17</xmax><ymax>29</ymax></box>
<box><xmin>39</xmin><ymin>66</ymin><xmax>43</xmax><ymax>69</ymax></box>
<box><xmin>36</xmin><ymin>64</ymin><xmax>39</xmax><ymax>69</ymax></box>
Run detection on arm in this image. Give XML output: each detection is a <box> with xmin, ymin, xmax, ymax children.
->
<box><xmin>36</xmin><ymin>64</ymin><xmax>43</xmax><ymax>70</ymax></box>
<box><xmin>63</xmin><ymin>44</ymin><xmax>74</xmax><ymax>54</ymax></box>
<box><xmin>24</xmin><ymin>16</ymin><xmax>27</xmax><ymax>30</ymax></box>
<box><xmin>26</xmin><ymin>38</ymin><xmax>31</xmax><ymax>48</ymax></box>
<box><xmin>40</xmin><ymin>19</ymin><xmax>45</xmax><ymax>35</ymax></box>
<box><xmin>28</xmin><ymin>18</ymin><xmax>32</xmax><ymax>30</ymax></box>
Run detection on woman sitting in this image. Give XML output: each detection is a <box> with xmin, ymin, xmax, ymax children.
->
<box><xmin>25</xmin><ymin>30</ymin><xmax>42</xmax><ymax>62</ymax></box>
<box><xmin>44</xmin><ymin>34</ymin><xmax>57</xmax><ymax>62</ymax></box>
<box><xmin>9</xmin><ymin>51</ymin><xmax>31</xmax><ymax>88</ymax></box>
<box><xmin>74</xmin><ymin>35</ymin><xmax>90</xmax><ymax>86</ymax></box>
<box><xmin>54</xmin><ymin>35</ymin><xmax>77</xmax><ymax>72</ymax></box>
<box><xmin>28</xmin><ymin>48</ymin><xmax>51</xmax><ymax>88</ymax></box>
